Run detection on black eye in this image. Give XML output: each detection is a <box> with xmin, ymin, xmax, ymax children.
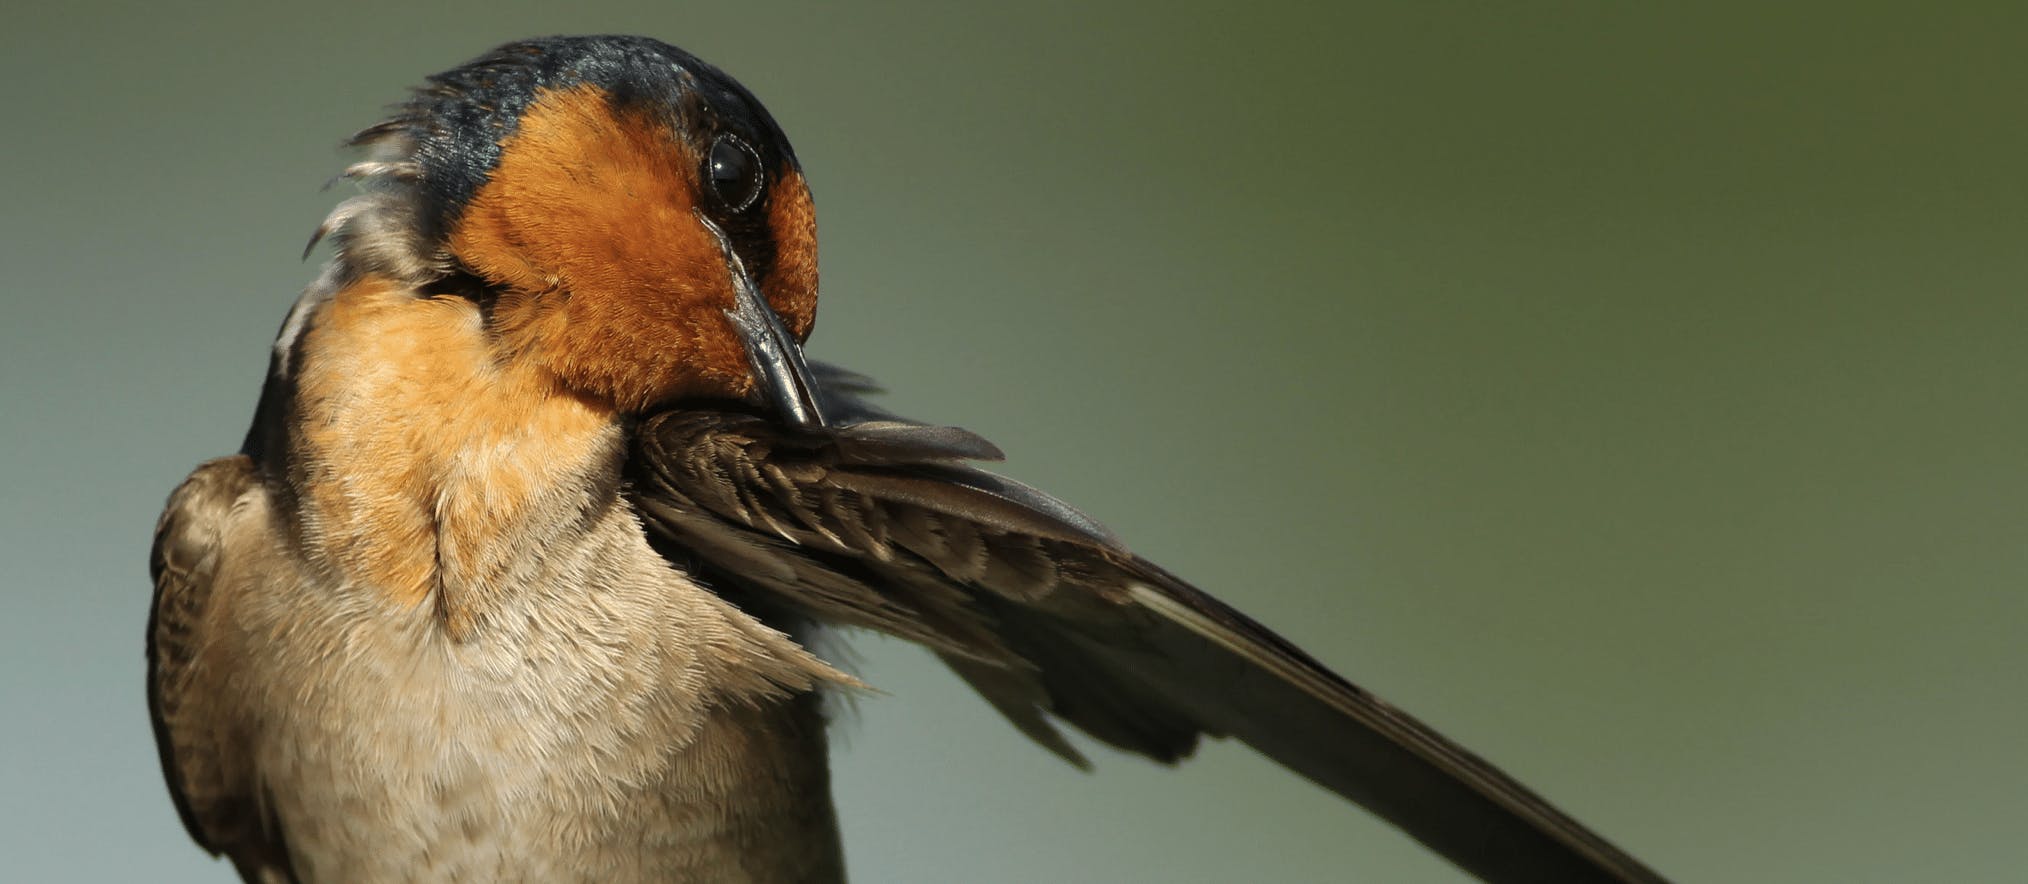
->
<box><xmin>706</xmin><ymin>134</ymin><xmax>764</xmax><ymax>212</ymax></box>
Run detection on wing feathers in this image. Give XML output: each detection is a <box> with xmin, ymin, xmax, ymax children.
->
<box><xmin>148</xmin><ymin>456</ymin><xmax>299</xmax><ymax>883</ymax></box>
<box><xmin>630</xmin><ymin>400</ymin><xmax>1665</xmax><ymax>884</ymax></box>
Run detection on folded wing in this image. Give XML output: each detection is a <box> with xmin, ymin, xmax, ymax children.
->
<box><xmin>149</xmin><ymin>456</ymin><xmax>299</xmax><ymax>884</ymax></box>
<box><xmin>628</xmin><ymin>375</ymin><xmax>1665</xmax><ymax>884</ymax></box>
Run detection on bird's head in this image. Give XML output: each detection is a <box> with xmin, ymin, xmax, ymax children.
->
<box><xmin>323</xmin><ymin>36</ymin><xmax>823</xmax><ymax>423</ymax></box>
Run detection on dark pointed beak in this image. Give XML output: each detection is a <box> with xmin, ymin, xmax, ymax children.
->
<box><xmin>698</xmin><ymin>215</ymin><xmax>827</xmax><ymax>430</ymax></box>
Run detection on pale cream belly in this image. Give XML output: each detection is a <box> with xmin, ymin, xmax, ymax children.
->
<box><xmin>264</xmin><ymin>688</ymin><xmax>841</xmax><ymax>883</ymax></box>
<box><xmin>222</xmin><ymin>501</ymin><xmax>848</xmax><ymax>883</ymax></box>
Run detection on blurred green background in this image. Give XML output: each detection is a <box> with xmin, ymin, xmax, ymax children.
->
<box><xmin>4</xmin><ymin>2</ymin><xmax>2024</xmax><ymax>881</ymax></box>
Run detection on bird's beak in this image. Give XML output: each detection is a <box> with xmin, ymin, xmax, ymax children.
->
<box><xmin>699</xmin><ymin>215</ymin><xmax>827</xmax><ymax>430</ymax></box>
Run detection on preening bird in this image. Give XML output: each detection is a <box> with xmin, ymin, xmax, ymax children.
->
<box><xmin>148</xmin><ymin>35</ymin><xmax>1665</xmax><ymax>883</ymax></box>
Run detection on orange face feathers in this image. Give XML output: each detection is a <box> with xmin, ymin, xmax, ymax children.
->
<box><xmin>450</xmin><ymin>84</ymin><xmax>757</xmax><ymax>412</ymax></box>
<box><xmin>343</xmin><ymin>37</ymin><xmax>822</xmax><ymax>415</ymax></box>
<box><xmin>761</xmin><ymin>170</ymin><xmax>819</xmax><ymax>341</ymax></box>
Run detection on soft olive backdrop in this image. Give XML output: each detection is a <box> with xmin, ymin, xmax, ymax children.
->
<box><xmin>4</xmin><ymin>3</ymin><xmax>2023</xmax><ymax>882</ymax></box>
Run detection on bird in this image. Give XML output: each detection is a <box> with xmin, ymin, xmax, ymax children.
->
<box><xmin>147</xmin><ymin>35</ymin><xmax>1665</xmax><ymax>884</ymax></box>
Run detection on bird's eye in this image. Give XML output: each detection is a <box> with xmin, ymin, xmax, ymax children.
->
<box><xmin>705</xmin><ymin>134</ymin><xmax>764</xmax><ymax>212</ymax></box>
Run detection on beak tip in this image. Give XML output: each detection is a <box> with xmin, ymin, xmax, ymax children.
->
<box><xmin>721</xmin><ymin>305</ymin><xmax>827</xmax><ymax>431</ymax></box>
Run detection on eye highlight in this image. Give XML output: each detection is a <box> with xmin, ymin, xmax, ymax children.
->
<box><xmin>705</xmin><ymin>133</ymin><xmax>764</xmax><ymax>212</ymax></box>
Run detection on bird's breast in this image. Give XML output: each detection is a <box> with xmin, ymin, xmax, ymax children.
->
<box><xmin>222</xmin><ymin>277</ymin><xmax>851</xmax><ymax>880</ymax></box>
<box><xmin>219</xmin><ymin>489</ymin><xmax>846</xmax><ymax>882</ymax></box>
<box><xmin>284</xmin><ymin>275</ymin><xmax>632</xmax><ymax>637</ymax></box>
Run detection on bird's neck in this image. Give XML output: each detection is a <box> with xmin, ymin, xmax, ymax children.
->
<box><xmin>281</xmin><ymin>273</ymin><xmax>626</xmax><ymax>635</ymax></box>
